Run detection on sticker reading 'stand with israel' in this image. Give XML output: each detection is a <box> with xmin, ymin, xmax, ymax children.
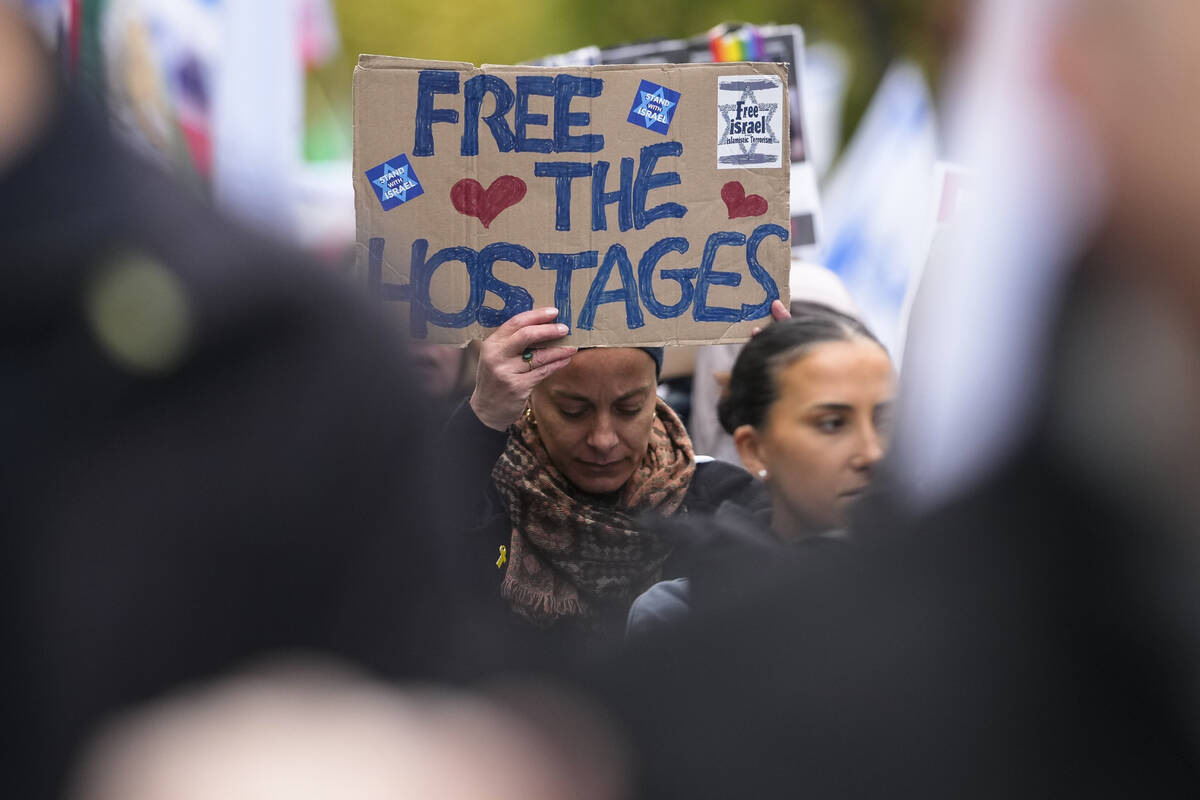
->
<box><xmin>717</xmin><ymin>75</ymin><xmax>784</xmax><ymax>169</ymax></box>
<box><xmin>366</xmin><ymin>153</ymin><xmax>424</xmax><ymax>211</ymax></box>
<box><xmin>627</xmin><ymin>79</ymin><xmax>681</xmax><ymax>135</ymax></box>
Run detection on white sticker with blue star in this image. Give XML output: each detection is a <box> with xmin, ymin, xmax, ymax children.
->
<box><xmin>366</xmin><ymin>154</ymin><xmax>424</xmax><ymax>211</ymax></box>
<box><xmin>627</xmin><ymin>79</ymin><xmax>681</xmax><ymax>136</ymax></box>
<box><xmin>717</xmin><ymin>75</ymin><xmax>784</xmax><ymax>169</ymax></box>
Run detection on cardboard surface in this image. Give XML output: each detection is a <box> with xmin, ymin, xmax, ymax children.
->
<box><xmin>353</xmin><ymin>56</ymin><xmax>790</xmax><ymax>346</ymax></box>
<box><xmin>532</xmin><ymin>26</ymin><xmax>823</xmax><ymax>264</ymax></box>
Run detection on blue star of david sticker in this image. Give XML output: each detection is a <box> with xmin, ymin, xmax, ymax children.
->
<box><xmin>372</xmin><ymin>163</ymin><xmax>403</xmax><ymax>196</ymax></box>
<box><xmin>636</xmin><ymin>87</ymin><xmax>674</xmax><ymax>128</ymax></box>
<box><xmin>365</xmin><ymin>153</ymin><xmax>424</xmax><ymax>211</ymax></box>
<box><xmin>627</xmin><ymin>79</ymin><xmax>681</xmax><ymax>135</ymax></box>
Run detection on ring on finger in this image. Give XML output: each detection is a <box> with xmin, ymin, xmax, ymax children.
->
<box><xmin>522</xmin><ymin>348</ymin><xmax>535</xmax><ymax>371</ymax></box>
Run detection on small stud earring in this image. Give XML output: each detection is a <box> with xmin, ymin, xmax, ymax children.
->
<box><xmin>757</xmin><ymin>469</ymin><xmax>768</xmax><ymax>479</ymax></box>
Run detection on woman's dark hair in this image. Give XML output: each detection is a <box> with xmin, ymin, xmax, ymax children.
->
<box><xmin>717</xmin><ymin>302</ymin><xmax>886</xmax><ymax>434</ymax></box>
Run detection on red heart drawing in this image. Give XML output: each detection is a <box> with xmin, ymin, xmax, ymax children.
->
<box><xmin>450</xmin><ymin>176</ymin><xmax>527</xmax><ymax>228</ymax></box>
<box><xmin>721</xmin><ymin>181</ymin><xmax>768</xmax><ymax>219</ymax></box>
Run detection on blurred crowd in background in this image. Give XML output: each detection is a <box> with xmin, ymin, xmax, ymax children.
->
<box><xmin>8</xmin><ymin>0</ymin><xmax>1200</xmax><ymax>798</ymax></box>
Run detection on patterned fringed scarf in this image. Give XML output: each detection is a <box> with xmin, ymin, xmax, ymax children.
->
<box><xmin>492</xmin><ymin>397</ymin><xmax>696</xmax><ymax>628</ymax></box>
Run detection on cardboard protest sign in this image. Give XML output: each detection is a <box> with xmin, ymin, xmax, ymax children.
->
<box><xmin>537</xmin><ymin>24</ymin><xmax>811</xmax><ymax>168</ymax></box>
<box><xmin>353</xmin><ymin>55</ymin><xmax>791</xmax><ymax>346</ymax></box>
<box><xmin>536</xmin><ymin>24</ymin><xmax>824</xmax><ymax>277</ymax></box>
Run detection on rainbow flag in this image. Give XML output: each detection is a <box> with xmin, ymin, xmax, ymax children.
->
<box><xmin>707</xmin><ymin>24</ymin><xmax>765</xmax><ymax>63</ymax></box>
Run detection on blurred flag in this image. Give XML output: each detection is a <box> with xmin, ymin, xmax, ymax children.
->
<box><xmin>99</xmin><ymin>0</ymin><xmax>220</xmax><ymax>182</ymax></box>
<box><xmin>819</xmin><ymin>61</ymin><xmax>939</xmax><ymax>353</ymax></box>
<box><xmin>297</xmin><ymin>0</ymin><xmax>338</xmax><ymax>68</ymax></box>
<box><xmin>802</xmin><ymin>42</ymin><xmax>849</xmax><ymax>180</ymax></box>
<box><xmin>895</xmin><ymin>161</ymin><xmax>978</xmax><ymax>359</ymax></box>
<box><xmin>706</xmin><ymin>23</ymin><xmax>765</xmax><ymax>62</ymax></box>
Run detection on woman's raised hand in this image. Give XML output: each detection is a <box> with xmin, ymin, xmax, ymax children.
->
<box><xmin>469</xmin><ymin>308</ymin><xmax>577</xmax><ymax>431</ymax></box>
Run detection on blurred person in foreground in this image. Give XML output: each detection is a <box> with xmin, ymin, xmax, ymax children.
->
<box><xmin>442</xmin><ymin>303</ymin><xmax>787</xmax><ymax>648</ymax></box>
<box><xmin>70</xmin><ymin>661</ymin><xmax>628</xmax><ymax>800</ymax></box>
<box><xmin>0</xmin><ymin>8</ymin><xmax>460</xmax><ymax>798</ymax></box>
<box><xmin>627</xmin><ymin>304</ymin><xmax>893</xmax><ymax>634</ymax></box>
<box><xmin>411</xmin><ymin>341</ymin><xmax>477</xmax><ymax>426</ymax></box>
<box><xmin>592</xmin><ymin>0</ymin><xmax>1200</xmax><ymax>796</ymax></box>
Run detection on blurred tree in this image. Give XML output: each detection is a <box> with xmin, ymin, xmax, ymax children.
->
<box><xmin>331</xmin><ymin>0</ymin><xmax>963</xmax><ymax>155</ymax></box>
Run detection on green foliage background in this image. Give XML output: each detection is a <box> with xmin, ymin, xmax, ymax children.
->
<box><xmin>317</xmin><ymin>0</ymin><xmax>961</xmax><ymax>160</ymax></box>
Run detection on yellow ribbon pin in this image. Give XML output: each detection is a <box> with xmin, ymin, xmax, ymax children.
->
<box><xmin>496</xmin><ymin>545</ymin><xmax>508</xmax><ymax>569</ymax></box>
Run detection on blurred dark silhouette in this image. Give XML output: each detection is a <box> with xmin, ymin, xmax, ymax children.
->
<box><xmin>602</xmin><ymin>398</ymin><xmax>1200</xmax><ymax>797</ymax></box>
<box><xmin>0</xmin><ymin>10</ymin><xmax>460</xmax><ymax>798</ymax></box>
<box><xmin>68</xmin><ymin>662</ymin><xmax>630</xmax><ymax>800</ymax></box>
<box><xmin>592</xmin><ymin>1</ymin><xmax>1200</xmax><ymax>796</ymax></box>
<box><xmin>411</xmin><ymin>340</ymin><xmax>478</xmax><ymax>427</ymax></box>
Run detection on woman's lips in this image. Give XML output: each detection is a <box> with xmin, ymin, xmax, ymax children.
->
<box><xmin>577</xmin><ymin>459</ymin><xmax>624</xmax><ymax>471</ymax></box>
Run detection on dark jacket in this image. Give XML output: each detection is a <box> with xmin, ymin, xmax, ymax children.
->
<box><xmin>627</xmin><ymin>497</ymin><xmax>853</xmax><ymax>635</ymax></box>
<box><xmin>601</xmin><ymin>439</ymin><xmax>1200</xmax><ymax>798</ymax></box>
<box><xmin>3</xmin><ymin>87</ymin><xmax>462</xmax><ymax>799</ymax></box>
<box><xmin>441</xmin><ymin>397</ymin><xmax>766</xmax><ymax>660</ymax></box>
<box><xmin>589</xmin><ymin>269</ymin><xmax>1200</xmax><ymax>798</ymax></box>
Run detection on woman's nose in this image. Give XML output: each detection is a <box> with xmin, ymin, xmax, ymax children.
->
<box><xmin>586</xmin><ymin>415</ymin><xmax>620</xmax><ymax>452</ymax></box>
<box><xmin>852</xmin><ymin>423</ymin><xmax>886</xmax><ymax>471</ymax></box>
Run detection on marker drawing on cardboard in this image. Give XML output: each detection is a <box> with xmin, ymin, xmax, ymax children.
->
<box><xmin>450</xmin><ymin>176</ymin><xmax>527</xmax><ymax>228</ymax></box>
<box><xmin>722</xmin><ymin>181</ymin><xmax>769</xmax><ymax>219</ymax></box>
<box><xmin>353</xmin><ymin>55</ymin><xmax>791</xmax><ymax>347</ymax></box>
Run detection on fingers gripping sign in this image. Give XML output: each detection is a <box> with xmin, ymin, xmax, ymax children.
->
<box><xmin>750</xmin><ymin>299</ymin><xmax>791</xmax><ymax>336</ymax></box>
<box><xmin>470</xmin><ymin>307</ymin><xmax>577</xmax><ymax>431</ymax></box>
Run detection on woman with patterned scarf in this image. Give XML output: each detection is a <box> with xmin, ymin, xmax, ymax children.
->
<box><xmin>442</xmin><ymin>305</ymin><xmax>779</xmax><ymax>642</ymax></box>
